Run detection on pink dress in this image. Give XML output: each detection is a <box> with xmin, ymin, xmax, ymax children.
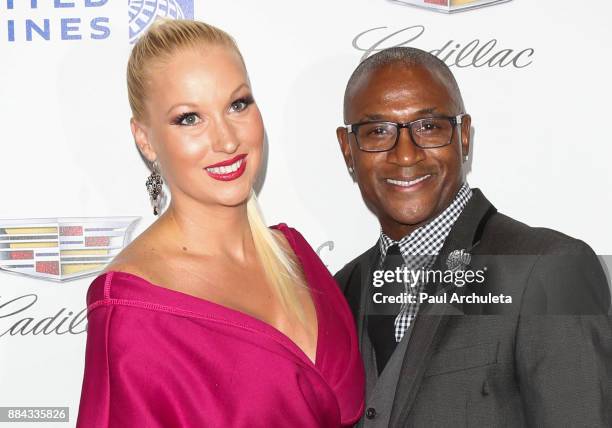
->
<box><xmin>76</xmin><ymin>224</ymin><xmax>365</xmax><ymax>427</ymax></box>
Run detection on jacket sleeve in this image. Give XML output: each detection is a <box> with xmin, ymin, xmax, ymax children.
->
<box><xmin>76</xmin><ymin>304</ymin><xmax>175</xmax><ymax>428</ymax></box>
<box><xmin>76</xmin><ymin>304</ymin><xmax>112</xmax><ymax>427</ymax></box>
<box><xmin>334</xmin><ymin>263</ymin><xmax>355</xmax><ymax>294</ymax></box>
<box><xmin>515</xmin><ymin>240</ymin><xmax>612</xmax><ymax>427</ymax></box>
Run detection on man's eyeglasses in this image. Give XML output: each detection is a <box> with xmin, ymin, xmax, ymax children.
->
<box><xmin>345</xmin><ymin>114</ymin><xmax>465</xmax><ymax>153</ymax></box>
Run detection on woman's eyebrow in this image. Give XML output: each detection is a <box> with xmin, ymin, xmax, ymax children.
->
<box><xmin>165</xmin><ymin>83</ymin><xmax>252</xmax><ymax>115</ymax></box>
<box><xmin>230</xmin><ymin>82</ymin><xmax>250</xmax><ymax>97</ymax></box>
<box><xmin>166</xmin><ymin>102</ymin><xmax>198</xmax><ymax>115</ymax></box>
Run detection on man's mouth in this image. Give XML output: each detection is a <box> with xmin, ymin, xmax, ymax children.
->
<box><xmin>385</xmin><ymin>174</ymin><xmax>432</xmax><ymax>188</ymax></box>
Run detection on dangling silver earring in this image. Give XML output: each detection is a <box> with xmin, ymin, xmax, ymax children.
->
<box><xmin>146</xmin><ymin>161</ymin><xmax>163</xmax><ymax>216</ymax></box>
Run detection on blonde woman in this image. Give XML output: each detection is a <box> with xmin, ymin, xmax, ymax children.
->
<box><xmin>76</xmin><ymin>20</ymin><xmax>364</xmax><ymax>427</ymax></box>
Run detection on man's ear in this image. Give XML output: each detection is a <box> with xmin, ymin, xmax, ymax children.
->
<box><xmin>130</xmin><ymin>118</ymin><xmax>157</xmax><ymax>163</ymax></box>
<box><xmin>460</xmin><ymin>114</ymin><xmax>471</xmax><ymax>160</ymax></box>
<box><xmin>336</xmin><ymin>126</ymin><xmax>355</xmax><ymax>173</ymax></box>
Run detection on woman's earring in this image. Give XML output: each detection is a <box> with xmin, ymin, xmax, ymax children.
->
<box><xmin>146</xmin><ymin>161</ymin><xmax>163</xmax><ymax>216</ymax></box>
<box><xmin>348</xmin><ymin>166</ymin><xmax>354</xmax><ymax>174</ymax></box>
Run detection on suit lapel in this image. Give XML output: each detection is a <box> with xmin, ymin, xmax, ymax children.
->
<box><xmin>343</xmin><ymin>244</ymin><xmax>380</xmax><ymax>394</ymax></box>
<box><xmin>389</xmin><ymin>188</ymin><xmax>497</xmax><ymax>427</ymax></box>
<box><xmin>358</xmin><ymin>246</ymin><xmax>379</xmax><ymax>354</ymax></box>
<box><xmin>343</xmin><ymin>244</ymin><xmax>380</xmax><ymax>344</ymax></box>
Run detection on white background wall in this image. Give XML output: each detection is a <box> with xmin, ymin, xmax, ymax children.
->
<box><xmin>1</xmin><ymin>1</ymin><xmax>611</xmax><ymax>426</ymax></box>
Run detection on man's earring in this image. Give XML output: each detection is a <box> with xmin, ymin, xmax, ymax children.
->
<box><xmin>146</xmin><ymin>160</ymin><xmax>163</xmax><ymax>216</ymax></box>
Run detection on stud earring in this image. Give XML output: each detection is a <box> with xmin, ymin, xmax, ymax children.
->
<box><xmin>348</xmin><ymin>166</ymin><xmax>354</xmax><ymax>174</ymax></box>
<box><xmin>146</xmin><ymin>161</ymin><xmax>163</xmax><ymax>216</ymax></box>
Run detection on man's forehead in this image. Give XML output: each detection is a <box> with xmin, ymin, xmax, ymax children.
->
<box><xmin>352</xmin><ymin>64</ymin><xmax>450</xmax><ymax>97</ymax></box>
<box><xmin>346</xmin><ymin>65</ymin><xmax>459</xmax><ymax>118</ymax></box>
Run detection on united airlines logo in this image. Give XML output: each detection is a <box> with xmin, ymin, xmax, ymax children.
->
<box><xmin>388</xmin><ymin>0</ymin><xmax>512</xmax><ymax>13</ymax></box>
<box><xmin>129</xmin><ymin>0</ymin><xmax>195</xmax><ymax>43</ymax></box>
<box><xmin>0</xmin><ymin>217</ymin><xmax>139</xmax><ymax>282</ymax></box>
<box><xmin>1</xmin><ymin>0</ymin><xmax>194</xmax><ymax>43</ymax></box>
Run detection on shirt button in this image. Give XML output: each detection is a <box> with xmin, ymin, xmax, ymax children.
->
<box><xmin>365</xmin><ymin>407</ymin><xmax>377</xmax><ymax>420</ymax></box>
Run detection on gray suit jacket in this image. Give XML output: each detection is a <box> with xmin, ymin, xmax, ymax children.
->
<box><xmin>335</xmin><ymin>189</ymin><xmax>612</xmax><ymax>427</ymax></box>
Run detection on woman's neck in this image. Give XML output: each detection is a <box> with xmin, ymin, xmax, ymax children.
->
<box><xmin>157</xmin><ymin>197</ymin><xmax>256</xmax><ymax>262</ymax></box>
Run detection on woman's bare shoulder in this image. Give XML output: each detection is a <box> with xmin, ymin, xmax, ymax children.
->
<box><xmin>104</xmin><ymin>229</ymin><xmax>164</xmax><ymax>280</ymax></box>
<box><xmin>271</xmin><ymin>227</ymin><xmax>302</xmax><ymax>262</ymax></box>
<box><xmin>270</xmin><ymin>228</ymin><xmax>291</xmax><ymax>250</ymax></box>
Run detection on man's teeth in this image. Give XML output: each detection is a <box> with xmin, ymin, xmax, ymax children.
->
<box><xmin>206</xmin><ymin>159</ymin><xmax>243</xmax><ymax>175</ymax></box>
<box><xmin>386</xmin><ymin>175</ymin><xmax>431</xmax><ymax>187</ymax></box>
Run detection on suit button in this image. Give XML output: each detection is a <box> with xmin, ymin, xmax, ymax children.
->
<box><xmin>365</xmin><ymin>407</ymin><xmax>377</xmax><ymax>419</ymax></box>
<box><xmin>481</xmin><ymin>380</ymin><xmax>490</xmax><ymax>396</ymax></box>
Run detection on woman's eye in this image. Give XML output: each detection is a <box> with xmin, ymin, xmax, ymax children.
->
<box><xmin>175</xmin><ymin>113</ymin><xmax>201</xmax><ymax>126</ymax></box>
<box><xmin>231</xmin><ymin>100</ymin><xmax>247</xmax><ymax>112</ymax></box>
<box><xmin>229</xmin><ymin>96</ymin><xmax>253</xmax><ymax>113</ymax></box>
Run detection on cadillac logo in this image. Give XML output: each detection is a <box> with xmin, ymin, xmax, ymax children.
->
<box><xmin>128</xmin><ymin>0</ymin><xmax>195</xmax><ymax>43</ymax></box>
<box><xmin>0</xmin><ymin>217</ymin><xmax>139</xmax><ymax>282</ymax></box>
<box><xmin>388</xmin><ymin>0</ymin><xmax>512</xmax><ymax>13</ymax></box>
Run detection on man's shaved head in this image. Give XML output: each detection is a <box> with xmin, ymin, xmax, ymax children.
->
<box><xmin>336</xmin><ymin>46</ymin><xmax>472</xmax><ymax>239</ymax></box>
<box><xmin>343</xmin><ymin>47</ymin><xmax>465</xmax><ymax>121</ymax></box>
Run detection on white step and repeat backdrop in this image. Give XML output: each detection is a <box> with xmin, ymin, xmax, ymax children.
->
<box><xmin>1</xmin><ymin>0</ymin><xmax>611</xmax><ymax>426</ymax></box>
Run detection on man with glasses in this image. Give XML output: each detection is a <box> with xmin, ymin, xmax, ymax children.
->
<box><xmin>334</xmin><ymin>47</ymin><xmax>611</xmax><ymax>427</ymax></box>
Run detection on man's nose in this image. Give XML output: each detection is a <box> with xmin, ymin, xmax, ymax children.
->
<box><xmin>389</xmin><ymin>127</ymin><xmax>425</xmax><ymax>166</ymax></box>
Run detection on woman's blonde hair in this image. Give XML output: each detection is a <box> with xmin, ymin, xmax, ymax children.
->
<box><xmin>127</xmin><ymin>19</ymin><xmax>307</xmax><ymax>322</ymax></box>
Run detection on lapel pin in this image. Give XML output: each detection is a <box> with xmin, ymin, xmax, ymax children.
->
<box><xmin>446</xmin><ymin>249</ymin><xmax>471</xmax><ymax>272</ymax></box>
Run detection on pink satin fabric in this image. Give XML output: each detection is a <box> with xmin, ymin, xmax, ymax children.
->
<box><xmin>76</xmin><ymin>224</ymin><xmax>365</xmax><ymax>427</ymax></box>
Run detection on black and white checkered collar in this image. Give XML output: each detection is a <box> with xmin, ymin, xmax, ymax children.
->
<box><xmin>379</xmin><ymin>183</ymin><xmax>472</xmax><ymax>264</ymax></box>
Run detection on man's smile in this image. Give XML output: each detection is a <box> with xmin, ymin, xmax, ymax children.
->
<box><xmin>384</xmin><ymin>173</ymin><xmax>434</xmax><ymax>190</ymax></box>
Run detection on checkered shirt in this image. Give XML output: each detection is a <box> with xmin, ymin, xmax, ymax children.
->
<box><xmin>379</xmin><ymin>183</ymin><xmax>473</xmax><ymax>342</ymax></box>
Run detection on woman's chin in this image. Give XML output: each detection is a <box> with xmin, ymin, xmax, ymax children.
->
<box><xmin>210</xmin><ymin>189</ymin><xmax>252</xmax><ymax>208</ymax></box>
<box><xmin>173</xmin><ymin>180</ymin><xmax>254</xmax><ymax>210</ymax></box>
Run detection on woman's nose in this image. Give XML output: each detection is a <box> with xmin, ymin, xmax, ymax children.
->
<box><xmin>211</xmin><ymin>117</ymin><xmax>239</xmax><ymax>154</ymax></box>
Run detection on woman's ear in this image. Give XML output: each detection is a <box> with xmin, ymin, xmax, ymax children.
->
<box><xmin>130</xmin><ymin>118</ymin><xmax>157</xmax><ymax>163</ymax></box>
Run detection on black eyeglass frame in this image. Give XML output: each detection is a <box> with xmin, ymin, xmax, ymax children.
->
<box><xmin>345</xmin><ymin>114</ymin><xmax>466</xmax><ymax>153</ymax></box>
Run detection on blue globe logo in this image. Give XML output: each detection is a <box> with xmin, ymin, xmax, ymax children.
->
<box><xmin>128</xmin><ymin>0</ymin><xmax>187</xmax><ymax>43</ymax></box>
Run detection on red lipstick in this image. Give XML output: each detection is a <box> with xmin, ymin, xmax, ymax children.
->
<box><xmin>204</xmin><ymin>154</ymin><xmax>247</xmax><ymax>182</ymax></box>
